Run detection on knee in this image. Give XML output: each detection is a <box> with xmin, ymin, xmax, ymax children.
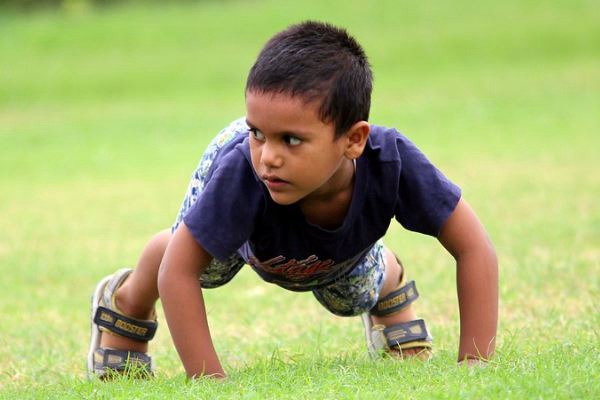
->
<box><xmin>145</xmin><ymin>229</ymin><xmax>171</xmax><ymax>258</ymax></box>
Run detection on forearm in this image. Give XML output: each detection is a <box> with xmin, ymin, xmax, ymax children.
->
<box><xmin>455</xmin><ymin>241</ymin><xmax>498</xmax><ymax>361</ymax></box>
<box><xmin>158</xmin><ymin>266</ymin><xmax>225</xmax><ymax>378</ymax></box>
<box><xmin>437</xmin><ymin>198</ymin><xmax>499</xmax><ymax>363</ymax></box>
<box><xmin>157</xmin><ymin>223</ymin><xmax>225</xmax><ymax>378</ymax></box>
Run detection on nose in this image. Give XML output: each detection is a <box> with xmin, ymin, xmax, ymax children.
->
<box><xmin>260</xmin><ymin>141</ymin><xmax>284</xmax><ymax>169</ymax></box>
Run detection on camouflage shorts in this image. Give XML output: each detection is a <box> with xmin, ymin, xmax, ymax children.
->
<box><xmin>172</xmin><ymin>118</ymin><xmax>386</xmax><ymax>317</ymax></box>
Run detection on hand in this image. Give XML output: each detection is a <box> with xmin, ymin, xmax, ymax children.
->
<box><xmin>458</xmin><ymin>357</ymin><xmax>488</xmax><ymax>367</ymax></box>
<box><xmin>387</xmin><ymin>346</ymin><xmax>432</xmax><ymax>361</ymax></box>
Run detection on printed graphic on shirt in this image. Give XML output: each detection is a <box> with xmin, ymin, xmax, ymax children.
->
<box><xmin>246</xmin><ymin>249</ymin><xmax>369</xmax><ymax>290</ymax></box>
<box><xmin>248</xmin><ymin>254</ymin><xmax>335</xmax><ymax>281</ymax></box>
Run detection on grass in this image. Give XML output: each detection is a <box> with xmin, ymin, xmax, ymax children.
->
<box><xmin>0</xmin><ymin>0</ymin><xmax>599</xmax><ymax>398</ymax></box>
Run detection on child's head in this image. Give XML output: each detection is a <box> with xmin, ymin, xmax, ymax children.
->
<box><xmin>246</xmin><ymin>21</ymin><xmax>373</xmax><ymax>138</ymax></box>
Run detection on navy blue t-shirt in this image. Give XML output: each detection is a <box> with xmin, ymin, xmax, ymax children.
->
<box><xmin>184</xmin><ymin>123</ymin><xmax>461</xmax><ymax>291</ymax></box>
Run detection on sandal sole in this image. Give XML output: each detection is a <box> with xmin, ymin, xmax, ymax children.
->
<box><xmin>87</xmin><ymin>274</ymin><xmax>112</xmax><ymax>378</ymax></box>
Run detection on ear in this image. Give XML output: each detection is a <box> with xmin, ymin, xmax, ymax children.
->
<box><xmin>343</xmin><ymin>121</ymin><xmax>370</xmax><ymax>160</ymax></box>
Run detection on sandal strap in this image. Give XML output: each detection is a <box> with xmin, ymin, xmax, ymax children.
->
<box><xmin>396</xmin><ymin>340</ymin><xmax>433</xmax><ymax>351</ymax></box>
<box><xmin>93</xmin><ymin>348</ymin><xmax>152</xmax><ymax>376</ymax></box>
<box><xmin>94</xmin><ymin>306</ymin><xmax>157</xmax><ymax>341</ymax></box>
<box><xmin>102</xmin><ymin>268</ymin><xmax>132</xmax><ymax>311</ymax></box>
<box><xmin>370</xmin><ymin>280</ymin><xmax>419</xmax><ymax>317</ymax></box>
<box><xmin>383</xmin><ymin>319</ymin><xmax>432</xmax><ymax>348</ymax></box>
<box><xmin>95</xmin><ymin>268</ymin><xmax>158</xmax><ymax>342</ymax></box>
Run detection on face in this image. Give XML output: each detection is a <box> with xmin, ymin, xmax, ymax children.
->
<box><xmin>245</xmin><ymin>91</ymin><xmax>352</xmax><ymax>206</ymax></box>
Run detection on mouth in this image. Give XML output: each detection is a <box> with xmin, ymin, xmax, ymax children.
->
<box><xmin>262</xmin><ymin>175</ymin><xmax>289</xmax><ymax>190</ymax></box>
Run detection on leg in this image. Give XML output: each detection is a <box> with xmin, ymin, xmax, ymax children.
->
<box><xmin>100</xmin><ymin>229</ymin><xmax>171</xmax><ymax>353</ymax></box>
<box><xmin>313</xmin><ymin>242</ymin><xmax>431</xmax><ymax>359</ymax></box>
<box><xmin>370</xmin><ymin>247</ymin><xmax>425</xmax><ymax>358</ymax></box>
<box><xmin>312</xmin><ymin>242</ymin><xmax>386</xmax><ymax>318</ymax></box>
<box><xmin>88</xmin><ymin>229</ymin><xmax>171</xmax><ymax>378</ymax></box>
<box><xmin>89</xmin><ymin>234</ymin><xmax>246</xmax><ymax>375</ymax></box>
<box><xmin>90</xmin><ymin>120</ymin><xmax>251</xmax><ymax>377</ymax></box>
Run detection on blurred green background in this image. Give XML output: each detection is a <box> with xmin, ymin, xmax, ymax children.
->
<box><xmin>0</xmin><ymin>0</ymin><xmax>598</xmax><ymax>397</ymax></box>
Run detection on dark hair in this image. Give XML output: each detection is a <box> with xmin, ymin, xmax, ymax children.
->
<box><xmin>245</xmin><ymin>21</ymin><xmax>373</xmax><ymax>138</ymax></box>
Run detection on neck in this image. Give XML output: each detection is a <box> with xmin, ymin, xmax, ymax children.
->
<box><xmin>298</xmin><ymin>158</ymin><xmax>356</xmax><ymax>229</ymax></box>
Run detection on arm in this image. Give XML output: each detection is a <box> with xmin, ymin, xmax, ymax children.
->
<box><xmin>157</xmin><ymin>222</ymin><xmax>226</xmax><ymax>378</ymax></box>
<box><xmin>437</xmin><ymin>198</ymin><xmax>498</xmax><ymax>363</ymax></box>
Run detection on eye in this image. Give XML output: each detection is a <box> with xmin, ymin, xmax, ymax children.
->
<box><xmin>284</xmin><ymin>135</ymin><xmax>302</xmax><ymax>146</ymax></box>
<box><xmin>249</xmin><ymin>128</ymin><xmax>265</xmax><ymax>141</ymax></box>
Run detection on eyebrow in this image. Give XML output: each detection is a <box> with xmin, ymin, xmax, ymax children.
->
<box><xmin>245</xmin><ymin>119</ymin><xmax>310</xmax><ymax>138</ymax></box>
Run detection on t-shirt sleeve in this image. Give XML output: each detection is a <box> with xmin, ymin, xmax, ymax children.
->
<box><xmin>183</xmin><ymin>151</ymin><xmax>265</xmax><ymax>260</ymax></box>
<box><xmin>394</xmin><ymin>136</ymin><xmax>461</xmax><ymax>236</ymax></box>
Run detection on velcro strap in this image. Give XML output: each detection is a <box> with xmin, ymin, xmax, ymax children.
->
<box><xmin>93</xmin><ymin>348</ymin><xmax>151</xmax><ymax>374</ymax></box>
<box><xmin>94</xmin><ymin>306</ymin><xmax>157</xmax><ymax>341</ymax></box>
<box><xmin>397</xmin><ymin>340</ymin><xmax>433</xmax><ymax>351</ymax></box>
<box><xmin>383</xmin><ymin>319</ymin><xmax>431</xmax><ymax>348</ymax></box>
<box><xmin>370</xmin><ymin>280</ymin><xmax>419</xmax><ymax>317</ymax></box>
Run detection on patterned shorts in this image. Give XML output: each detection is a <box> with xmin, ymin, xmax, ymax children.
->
<box><xmin>171</xmin><ymin>119</ymin><xmax>387</xmax><ymax>317</ymax></box>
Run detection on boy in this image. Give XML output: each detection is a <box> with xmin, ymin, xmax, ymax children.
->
<box><xmin>88</xmin><ymin>21</ymin><xmax>498</xmax><ymax>379</ymax></box>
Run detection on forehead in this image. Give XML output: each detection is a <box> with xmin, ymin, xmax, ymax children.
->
<box><xmin>245</xmin><ymin>91</ymin><xmax>334</xmax><ymax>135</ymax></box>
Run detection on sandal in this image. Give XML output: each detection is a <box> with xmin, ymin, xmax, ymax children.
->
<box><xmin>87</xmin><ymin>268</ymin><xmax>158</xmax><ymax>378</ymax></box>
<box><xmin>361</xmin><ymin>261</ymin><xmax>432</xmax><ymax>360</ymax></box>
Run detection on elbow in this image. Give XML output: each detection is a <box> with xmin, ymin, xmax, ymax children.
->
<box><xmin>454</xmin><ymin>234</ymin><xmax>498</xmax><ymax>272</ymax></box>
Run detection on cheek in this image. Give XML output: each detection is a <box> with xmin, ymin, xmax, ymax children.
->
<box><xmin>249</xmin><ymin>146</ymin><xmax>260</xmax><ymax>169</ymax></box>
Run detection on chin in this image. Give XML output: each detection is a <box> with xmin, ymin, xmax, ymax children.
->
<box><xmin>268</xmin><ymin>192</ymin><xmax>300</xmax><ymax>206</ymax></box>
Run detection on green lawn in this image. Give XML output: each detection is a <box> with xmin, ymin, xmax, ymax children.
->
<box><xmin>0</xmin><ymin>0</ymin><xmax>598</xmax><ymax>398</ymax></box>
